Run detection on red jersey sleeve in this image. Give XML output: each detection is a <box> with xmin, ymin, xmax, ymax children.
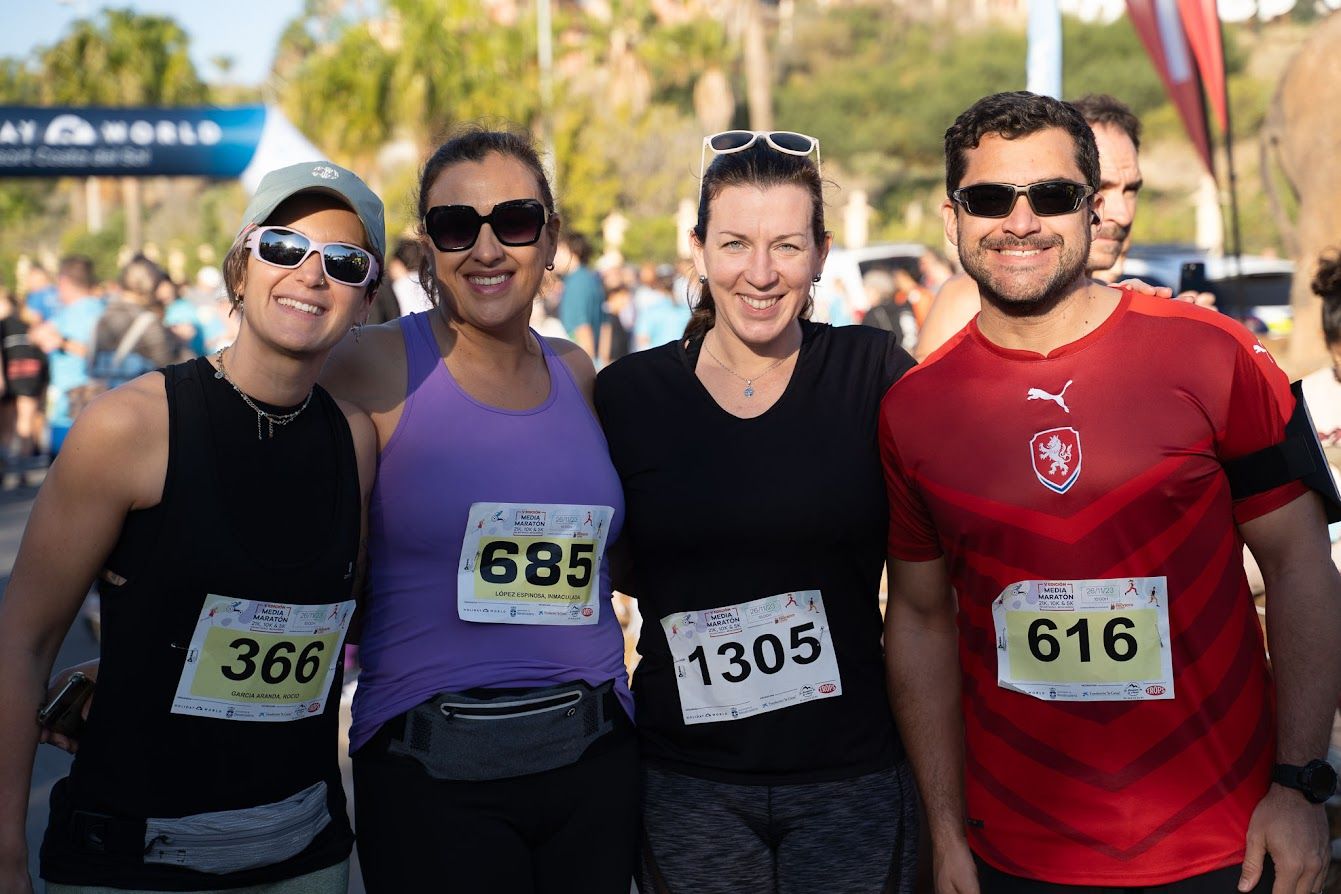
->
<box><xmin>1218</xmin><ymin>336</ymin><xmax>1307</xmax><ymax>523</ymax></box>
<box><xmin>879</xmin><ymin>395</ymin><xmax>943</xmax><ymax>561</ymax></box>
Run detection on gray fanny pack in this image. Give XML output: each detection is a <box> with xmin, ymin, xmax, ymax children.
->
<box><xmin>141</xmin><ymin>780</ymin><xmax>331</xmax><ymax>874</ymax></box>
<box><xmin>387</xmin><ymin>679</ymin><xmax>620</xmax><ymax>781</ymax></box>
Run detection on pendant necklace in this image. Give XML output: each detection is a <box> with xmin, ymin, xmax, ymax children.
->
<box><xmin>701</xmin><ymin>338</ymin><xmax>793</xmax><ymax>399</ymax></box>
<box><xmin>214</xmin><ymin>347</ymin><xmax>314</xmax><ymax>440</ymax></box>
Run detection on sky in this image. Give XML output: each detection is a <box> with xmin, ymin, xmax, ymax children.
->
<box><xmin>3</xmin><ymin>0</ymin><xmax>306</xmax><ymax>86</ymax></box>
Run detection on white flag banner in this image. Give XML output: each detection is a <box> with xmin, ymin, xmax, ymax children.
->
<box><xmin>1027</xmin><ymin>0</ymin><xmax>1063</xmax><ymax>99</ymax></box>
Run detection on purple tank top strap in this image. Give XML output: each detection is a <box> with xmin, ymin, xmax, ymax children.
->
<box><xmin>403</xmin><ymin>312</ymin><xmax>442</xmax><ymax>382</ymax></box>
<box><xmin>536</xmin><ymin>332</ymin><xmax>596</xmax><ymax>426</ymax></box>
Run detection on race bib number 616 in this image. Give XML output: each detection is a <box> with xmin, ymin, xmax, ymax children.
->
<box><xmin>991</xmin><ymin>577</ymin><xmax>1174</xmax><ymax>702</ymax></box>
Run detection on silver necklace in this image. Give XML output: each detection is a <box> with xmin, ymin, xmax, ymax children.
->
<box><xmin>214</xmin><ymin>347</ymin><xmax>314</xmax><ymax>440</ymax></box>
<box><xmin>701</xmin><ymin>337</ymin><xmax>794</xmax><ymax>398</ymax></box>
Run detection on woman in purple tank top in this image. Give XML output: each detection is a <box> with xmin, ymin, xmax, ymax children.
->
<box><xmin>322</xmin><ymin>130</ymin><xmax>637</xmax><ymax>893</ymax></box>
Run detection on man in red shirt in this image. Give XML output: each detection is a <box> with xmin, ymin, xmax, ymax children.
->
<box><xmin>880</xmin><ymin>91</ymin><xmax>1340</xmax><ymax>893</ymax></box>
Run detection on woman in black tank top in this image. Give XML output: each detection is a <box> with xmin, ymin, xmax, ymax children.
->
<box><xmin>0</xmin><ymin>162</ymin><xmax>385</xmax><ymax>894</ymax></box>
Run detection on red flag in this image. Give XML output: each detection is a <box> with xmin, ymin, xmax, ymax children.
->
<box><xmin>1126</xmin><ymin>0</ymin><xmax>1214</xmax><ymax>175</ymax></box>
<box><xmin>1177</xmin><ymin>0</ymin><xmax>1229</xmax><ymax>132</ymax></box>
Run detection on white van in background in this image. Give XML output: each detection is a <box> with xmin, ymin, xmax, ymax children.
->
<box><xmin>813</xmin><ymin>243</ymin><xmax>926</xmax><ymax>324</ymax></box>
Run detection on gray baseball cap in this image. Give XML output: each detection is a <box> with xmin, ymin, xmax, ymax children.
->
<box><xmin>240</xmin><ymin>161</ymin><xmax>386</xmax><ymax>260</ymax></box>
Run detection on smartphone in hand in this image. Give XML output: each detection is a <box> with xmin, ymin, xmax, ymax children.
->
<box><xmin>38</xmin><ymin>671</ymin><xmax>95</xmax><ymax>738</ymax></box>
<box><xmin>1179</xmin><ymin>261</ymin><xmax>1209</xmax><ymax>296</ymax></box>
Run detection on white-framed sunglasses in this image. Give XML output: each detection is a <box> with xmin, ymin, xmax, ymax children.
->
<box><xmin>699</xmin><ymin>130</ymin><xmax>822</xmax><ymax>179</ymax></box>
<box><xmin>244</xmin><ymin>225</ymin><xmax>379</xmax><ymax>287</ymax></box>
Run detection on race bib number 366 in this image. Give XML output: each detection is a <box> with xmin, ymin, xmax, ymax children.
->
<box><xmin>662</xmin><ymin>590</ymin><xmax>842</xmax><ymax>725</ymax></box>
<box><xmin>991</xmin><ymin>577</ymin><xmax>1174</xmax><ymax>702</ymax></box>
<box><xmin>171</xmin><ymin>595</ymin><xmax>354</xmax><ymax>722</ymax></box>
<box><xmin>458</xmin><ymin>502</ymin><xmax>613</xmax><ymax>626</ymax></box>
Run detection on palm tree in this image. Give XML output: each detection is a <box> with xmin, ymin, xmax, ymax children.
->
<box><xmin>40</xmin><ymin>10</ymin><xmax>206</xmax><ymax>105</ymax></box>
<box><xmin>39</xmin><ymin>9</ymin><xmax>208</xmax><ymax>248</ymax></box>
<box><xmin>278</xmin><ymin>0</ymin><xmax>540</xmax><ymax>175</ymax></box>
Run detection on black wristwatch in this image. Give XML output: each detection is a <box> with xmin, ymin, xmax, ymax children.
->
<box><xmin>1272</xmin><ymin>760</ymin><xmax>1338</xmax><ymax>804</ymax></box>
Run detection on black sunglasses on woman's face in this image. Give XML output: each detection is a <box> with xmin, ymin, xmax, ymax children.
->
<box><xmin>423</xmin><ymin>199</ymin><xmax>550</xmax><ymax>252</ymax></box>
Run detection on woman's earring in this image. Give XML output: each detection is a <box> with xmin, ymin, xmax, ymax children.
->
<box><xmin>812</xmin><ymin>275</ymin><xmax>821</xmax><ymax>283</ymax></box>
<box><xmin>698</xmin><ymin>275</ymin><xmax>707</xmax><ymax>284</ymax></box>
<box><xmin>349</xmin><ymin>320</ymin><xmax>364</xmax><ymax>343</ymax></box>
<box><xmin>546</xmin><ymin>262</ymin><xmax>555</xmax><ymax>271</ymax></box>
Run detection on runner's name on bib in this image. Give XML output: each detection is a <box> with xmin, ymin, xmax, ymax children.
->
<box><xmin>171</xmin><ymin>595</ymin><xmax>354</xmax><ymax>722</ymax></box>
<box><xmin>458</xmin><ymin>502</ymin><xmax>613</xmax><ymax>626</ymax></box>
<box><xmin>662</xmin><ymin>590</ymin><xmax>842</xmax><ymax>725</ymax></box>
<box><xmin>991</xmin><ymin>577</ymin><xmax>1174</xmax><ymax>702</ymax></box>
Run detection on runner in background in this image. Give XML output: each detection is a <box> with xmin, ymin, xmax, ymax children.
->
<box><xmin>0</xmin><ymin>286</ymin><xmax>48</xmax><ymax>480</ymax></box>
<box><xmin>30</xmin><ymin>256</ymin><xmax>103</xmax><ymax>457</ymax></box>
<box><xmin>0</xmin><ymin>161</ymin><xmax>382</xmax><ymax>894</ymax></box>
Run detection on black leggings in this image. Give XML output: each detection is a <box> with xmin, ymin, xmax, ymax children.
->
<box><xmin>975</xmin><ymin>857</ymin><xmax>1275</xmax><ymax>894</ymax></box>
<box><xmin>352</xmin><ymin>722</ymin><xmax>638</xmax><ymax>894</ymax></box>
<box><xmin>640</xmin><ymin>762</ymin><xmax>920</xmax><ymax>894</ymax></box>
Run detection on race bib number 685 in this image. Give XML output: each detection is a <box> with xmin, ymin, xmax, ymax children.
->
<box><xmin>458</xmin><ymin>502</ymin><xmax>613</xmax><ymax>626</ymax></box>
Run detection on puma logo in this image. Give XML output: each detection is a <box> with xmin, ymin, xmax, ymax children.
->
<box><xmin>1026</xmin><ymin>380</ymin><xmax>1074</xmax><ymax>414</ymax></box>
<box><xmin>1253</xmin><ymin>345</ymin><xmax>1268</xmax><ymax>354</ymax></box>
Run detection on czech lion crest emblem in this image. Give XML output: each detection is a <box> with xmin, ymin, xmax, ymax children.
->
<box><xmin>1030</xmin><ymin>427</ymin><xmax>1082</xmax><ymax>494</ymax></box>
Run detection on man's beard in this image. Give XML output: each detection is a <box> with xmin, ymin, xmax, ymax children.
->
<box><xmin>1087</xmin><ymin>221</ymin><xmax>1129</xmax><ymax>275</ymax></box>
<box><xmin>959</xmin><ymin>231</ymin><xmax>1090</xmax><ymax>319</ymax></box>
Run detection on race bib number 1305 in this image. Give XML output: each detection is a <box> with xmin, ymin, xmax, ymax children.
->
<box><xmin>662</xmin><ymin>590</ymin><xmax>842</xmax><ymax>725</ymax></box>
<box><xmin>458</xmin><ymin>502</ymin><xmax>613</xmax><ymax>626</ymax></box>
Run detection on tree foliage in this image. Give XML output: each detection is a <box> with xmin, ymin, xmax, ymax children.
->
<box><xmin>38</xmin><ymin>8</ymin><xmax>207</xmax><ymax>105</ymax></box>
<box><xmin>0</xmin><ymin>57</ymin><xmax>39</xmax><ymax>104</ymax></box>
<box><xmin>278</xmin><ymin>0</ymin><xmax>540</xmax><ymax>171</ymax></box>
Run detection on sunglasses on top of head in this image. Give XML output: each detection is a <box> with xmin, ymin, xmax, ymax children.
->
<box><xmin>699</xmin><ymin>130</ymin><xmax>822</xmax><ymax>179</ymax></box>
<box><xmin>245</xmin><ymin>226</ymin><xmax>378</xmax><ymax>287</ymax></box>
<box><xmin>423</xmin><ymin>199</ymin><xmax>551</xmax><ymax>253</ymax></box>
<box><xmin>951</xmin><ymin>180</ymin><xmax>1094</xmax><ymax>219</ymax></box>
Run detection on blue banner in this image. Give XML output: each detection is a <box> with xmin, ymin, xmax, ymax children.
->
<box><xmin>0</xmin><ymin>105</ymin><xmax>266</xmax><ymax>178</ymax></box>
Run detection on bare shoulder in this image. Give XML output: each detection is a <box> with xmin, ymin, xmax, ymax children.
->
<box><xmin>333</xmin><ymin>397</ymin><xmax>376</xmax><ymax>448</ymax></box>
<box><xmin>321</xmin><ymin>319</ymin><xmax>406</xmax><ymax>412</ymax></box>
<box><xmin>56</xmin><ymin>372</ymin><xmax>168</xmax><ymax>509</ymax></box>
<box><xmin>914</xmin><ymin>273</ymin><xmax>981</xmax><ymax>362</ymax></box>
<box><xmin>71</xmin><ymin>373</ymin><xmax>168</xmax><ymax>451</ymax></box>
<box><xmin>334</xmin><ymin>397</ymin><xmax>378</xmax><ymax>498</ymax></box>
<box><xmin>545</xmin><ymin>335</ymin><xmax>596</xmax><ymax>396</ymax></box>
<box><xmin>932</xmin><ymin>273</ymin><xmax>981</xmax><ymax>311</ymax></box>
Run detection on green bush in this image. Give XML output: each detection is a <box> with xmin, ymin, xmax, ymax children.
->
<box><xmin>619</xmin><ymin>215</ymin><xmax>678</xmax><ymax>263</ymax></box>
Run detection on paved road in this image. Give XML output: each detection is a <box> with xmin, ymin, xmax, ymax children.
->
<box><xmin>8</xmin><ymin>475</ymin><xmax>367</xmax><ymax>893</ymax></box>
